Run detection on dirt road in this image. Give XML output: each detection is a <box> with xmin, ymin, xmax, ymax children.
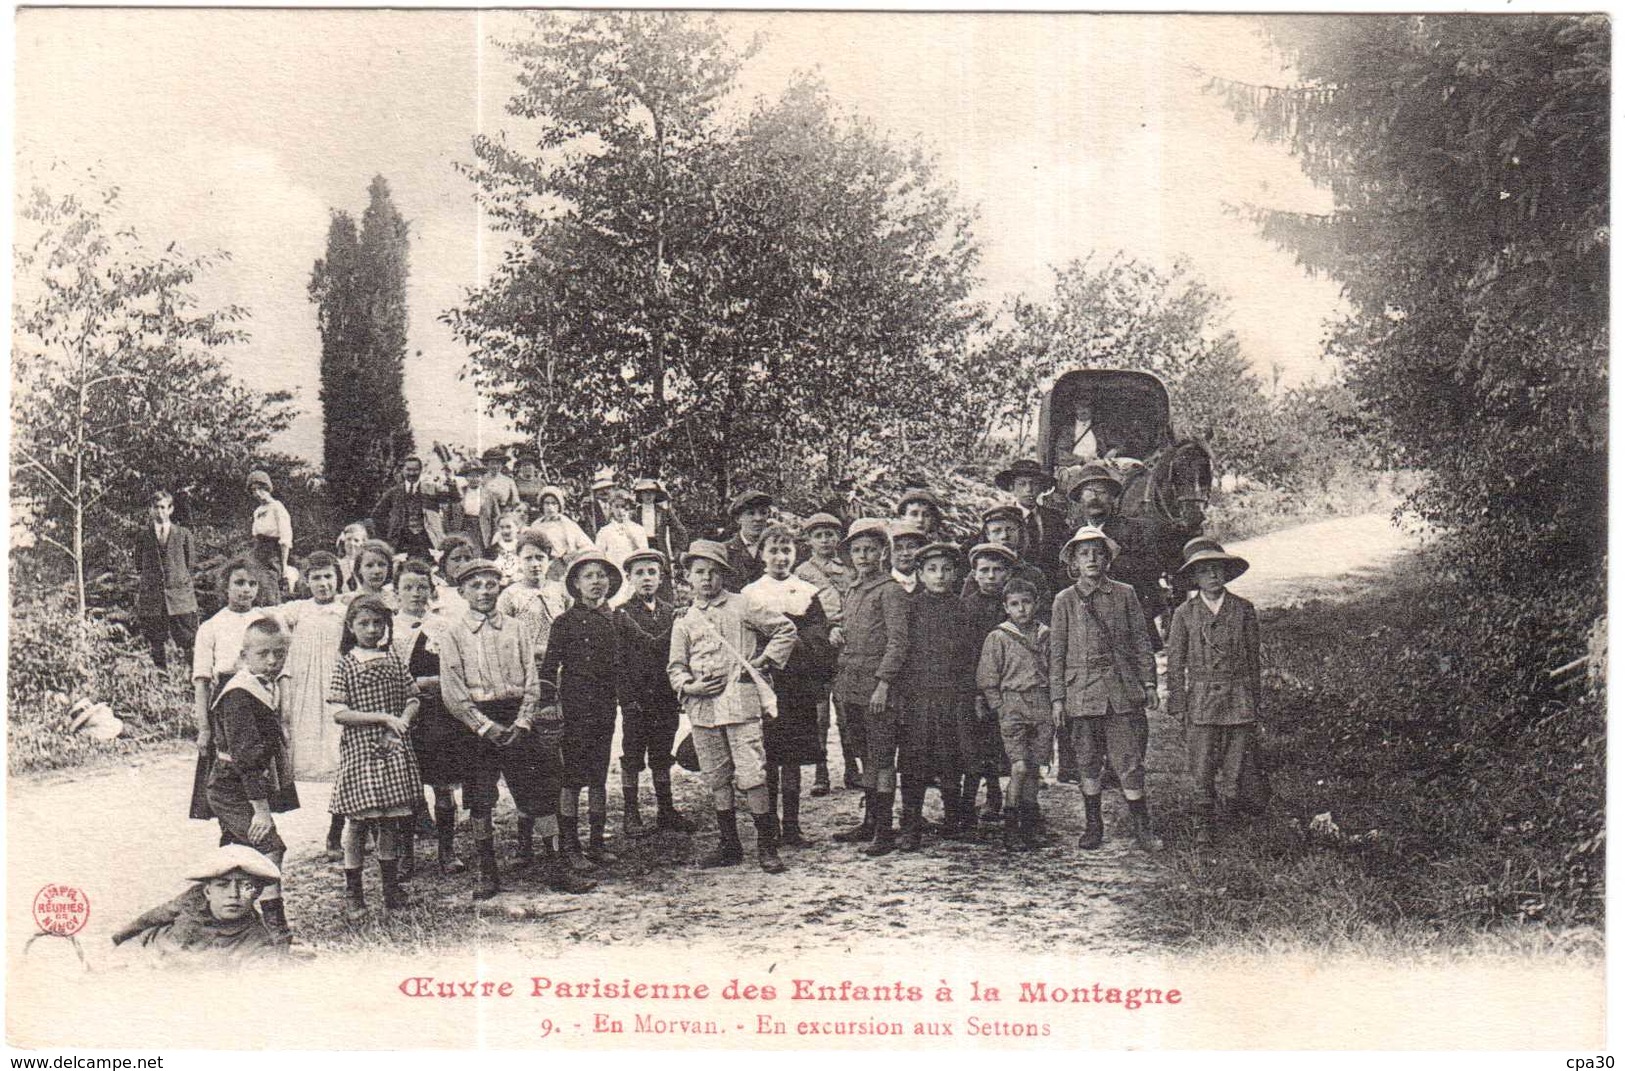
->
<box><xmin>7</xmin><ymin>511</ymin><xmax>1421</xmax><ymax>960</ymax></box>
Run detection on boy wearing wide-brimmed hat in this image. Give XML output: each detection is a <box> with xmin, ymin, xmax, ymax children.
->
<box><xmin>1070</xmin><ymin>460</ymin><xmax>1166</xmax><ymax>652</ymax></box>
<box><xmin>539</xmin><ymin>551</ymin><xmax>626</xmax><ymax>872</ymax></box>
<box><xmin>721</xmin><ymin>489</ymin><xmax>774</xmax><ymax>591</ymax></box>
<box><xmin>1049</xmin><ymin>526</ymin><xmax>1162</xmax><ymax>852</ymax></box>
<box><xmin>830</xmin><ymin>518</ymin><xmax>912</xmax><ymax>853</ymax></box>
<box><xmin>996</xmin><ymin>458</ymin><xmax>1068</xmax><ymax>591</ymax></box>
<box><xmin>1165</xmin><ymin>540</ymin><xmax>1261</xmax><ymax>844</ymax></box>
<box><xmin>614</xmin><ymin>547</ymin><xmax>695</xmax><ymax>837</ymax></box>
<box><xmin>667</xmin><ymin>540</ymin><xmax>798</xmax><ymax>873</ymax></box>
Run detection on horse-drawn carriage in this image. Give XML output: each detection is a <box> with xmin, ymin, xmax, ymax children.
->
<box><xmin>1037</xmin><ymin>368</ymin><xmax>1215</xmax><ymax>633</ymax></box>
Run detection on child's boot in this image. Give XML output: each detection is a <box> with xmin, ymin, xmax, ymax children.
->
<box><xmin>843</xmin><ymin>756</ymin><xmax>862</xmax><ymax>790</ymax></box>
<box><xmin>862</xmin><ymin>793</ymin><xmax>896</xmax><ymax>857</ymax></box>
<box><xmin>540</xmin><ymin>838</ymin><xmax>597</xmax><ymax>894</ymax></box>
<box><xmin>812</xmin><ymin>760</ymin><xmax>832</xmax><ymax>798</ymax></box>
<box><xmin>513</xmin><ymin>816</ymin><xmax>536</xmax><ymax>868</ymax></box>
<box><xmin>472</xmin><ymin>837</ymin><xmax>501</xmax><ymax>901</ymax></box>
<box><xmin>699</xmin><ymin>809</ymin><xmax>745</xmax><ymax>868</ymax></box>
<box><xmin>833</xmin><ymin>792</ymin><xmax>875</xmax><ymax>843</ymax></box>
<box><xmin>897</xmin><ymin>786</ymin><xmax>923</xmax><ymax>853</ymax></box>
<box><xmin>622</xmin><ymin>770</ymin><xmax>647</xmax><ymax>837</ymax></box>
<box><xmin>780</xmin><ymin>788</ymin><xmax>813</xmax><ymax>847</ymax></box>
<box><xmin>586</xmin><ymin>812</ymin><xmax>618</xmax><ymax>865</ymax></box>
<box><xmin>325</xmin><ymin>814</ymin><xmax>345</xmax><ymax>863</ymax></box>
<box><xmin>752</xmin><ymin>812</ymin><xmax>786</xmax><ymax>874</ymax></box>
<box><xmin>1001</xmin><ymin>805</ymin><xmax>1021</xmax><ymax>851</ymax></box>
<box><xmin>1078</xmin><ymin>793</ymin><xmax>1105</xmax><ymax>850</ymax></box>
<box><xmin>259</xmin><ymin>896</ymin><xmax>290</xmax><ymax>941</ymax></box>
<box><xmin>1020</xmin><ymin>802</ymin><xmax>1042</xmax><ymax>851</ymax></box>
<box><xmin>559</xmin><ymin>815</ymin><xmax>596</xmax><ymax>873</ymax></box>
<box><xmin>1127</xmin><ymin>798</ymin><xmax>1164</xmax><ymax>852</ymax></box>
<box><xmin>653</xmin><ymin>773</ymin><xmax>697</xmax><ymax>833</ymax></box>
<box><xmin>343</xmin><ymin>867</ymin><xmax>367</xmax><ymax>921</ymax></box>
<box><xmin>983</xmin><ymin>776</ymin><xmax>1004</xmax><ymax>823</ymax></box>
<box><xmin>381</xmin><ymin>858</ymin><xmax>419</xmax><ymax>912</ymax></box>
<box><xmin>433</xmin><ymin>796</ymin><xmax>466</xmax><ymax>874</ymax></box>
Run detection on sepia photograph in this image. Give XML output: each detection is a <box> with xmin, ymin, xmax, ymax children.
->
<box><xmin>7</xmin><ymin>6</ymin><xmax>1608</xmax><ymax>1054</ymax></box>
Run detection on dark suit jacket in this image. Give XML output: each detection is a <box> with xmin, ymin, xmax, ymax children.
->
<box><xmin>136</xmin><ymin>524</ymin><xmax>198</xmax><ymax>617</ymax></box>
<box><xmin>370</xmin><ymin>482</ymin><xmax>447</xmax><ymax>549</ymax></box>
<box><xmin>722</xmin><ymin>533</ymin><xmax>765</xmax><ymax>593</ymax></box>
<box><xmin>1022</xmin><ymin>504</ymin><xmax>1070</xmax><ymax>590</ymax></box>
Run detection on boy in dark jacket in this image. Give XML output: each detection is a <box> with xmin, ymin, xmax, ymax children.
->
<box><xmin>135</xmin><ymin>489</ymin><xmax>199</xmax><ymax>670</ymax></box>
<box><xmin>615</xmin><ymin>548</ymin><xmax>695</xmax><ymax>836</ymax></box>
<box><xmin>896</xmin><ymin>543</ymin><xmax>981</xmax><ymax>850</ymax></box>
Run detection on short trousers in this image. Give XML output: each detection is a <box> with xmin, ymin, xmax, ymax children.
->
<box><xmin>562</xmin><ymin>712</ymin><xmax>618</xmax><ymax>787</ymax></box>
<box><xmin>1067</xmin><ymin>709</ymin><xmax>1148</xmax><ymax>794</ymax></box>
<box><xmin>998</xmin><ymin>689</ymin><xmax>1055</xmax><ymax>767</ymax></box>
<box><xmin>411</xmin><ymin>701</ymin><xmax>477</xmax><ymax>787</ymax></box>
<box><xmin>620</xmin><ymin>697</ymin><xmax>680</xmax><ymax>774</ymax></box>
<box><xmin>462</xmin><ymin>700</ymin><xmax>561</xmax><ymax>818</ymax></box>
<box><xmin>692</xmin><ymin>719</ymin><xmax>768</xmax><ymax>796</ymax></box>
<box><xmin>206</xmin><ymin>785</ymin><xmax>287</xmax><ymax>857</ymax></box>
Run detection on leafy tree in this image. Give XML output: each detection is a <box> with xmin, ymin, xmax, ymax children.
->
<box><xmin>12</xmin><ymin>167</ymin><xmax>295</xmax><ymax>619</ymax></box>
<box><xmin>982</xmin><ymin>253</ymin><xmax>1273</xmax><ymax>476</ymax></box>
<box><xmin>1211</xmin><ymin>15</ymin><xmax>1608</xmax><ymax>573</ymax></box>
<box><xmin>309</xmin><ymin>175</ymin><xmax>415</xmax><ymax>519</ymax></box>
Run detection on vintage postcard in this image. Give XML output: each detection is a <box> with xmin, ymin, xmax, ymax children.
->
<box><xmin>7</xmin><ymin>6</ymin><xmax>1607</xmax><ymax>1056</ymax></box>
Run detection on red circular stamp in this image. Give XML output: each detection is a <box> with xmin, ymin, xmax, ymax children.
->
<box><xmin>32</xmin><ymin>884</ymin><xmax>89</xmax><ymax>937</ymax></box>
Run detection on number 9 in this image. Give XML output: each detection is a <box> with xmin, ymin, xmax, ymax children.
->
<box><xmin>539</xmin><ymin>1019</ymin><xmax>554</xmax><ymax>1038</ymax></box>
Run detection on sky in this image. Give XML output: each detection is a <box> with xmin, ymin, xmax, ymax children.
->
<box><xmin>14</xmin><ymin>10</ymin><xmax>1343</xmax><ymax>464</ymax></box>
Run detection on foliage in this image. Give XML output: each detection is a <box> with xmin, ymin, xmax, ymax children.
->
<box><xmin>980</xmin><ymin>254</ymin><xmax>1275</xmax><ymax>478</ymax></box>
<box><xmin>310</xmin><ymin>176</ymin><xmax>416</xmax><ymax>520</ymax></box>
<box><xmin>1211</xmin><ymin>16</ymin><xmax>1608</xmax><ymax>576</ymax></box>
<box><xmin>12</xmin><ymin>164</ymin><xmax>296</xmax><ymax>618</ymax></box>
<box><xmin>1152</xmin><ymin>552</ymin><xmax>1604</xmax><ymax>950</ymax></box>
<box><xmin>446</xmin><ymin>14</ymin><xmax>985</xmax><ymax>521</ymax></box>
<box><xmin>7</xmin><ymin>557</ymin><xmax>195</xmax><ymax>774</ymax></box>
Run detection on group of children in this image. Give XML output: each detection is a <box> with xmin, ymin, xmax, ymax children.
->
<box><xmin>141</xmin><ymin>454</ymin><xmax>1264</xmax><ymax>944</ymax></box>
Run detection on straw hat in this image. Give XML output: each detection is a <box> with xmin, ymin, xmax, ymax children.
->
<box><xmin>1058</xmin><ymin>525</ymin><xmax>1121</xmax><ymax>564</ymax></box>
<box><xmin>68</xmin><ymin>699</ymin><xmax>123</xmax><ymax>742</ymax></box>
<box><xmin>563</xmin><ymin>550</ymin><xmax>624</xmax><ymax>599</ymax></box>
<box><xmin>1177</xmin><ymin>541</ymin><xmax>1250</xmax><ymax>582</ymax></box>
<box><xmin>631</xmin><ymin>478</ymin><xmax>669</xmax><ymax>504</ymax></box>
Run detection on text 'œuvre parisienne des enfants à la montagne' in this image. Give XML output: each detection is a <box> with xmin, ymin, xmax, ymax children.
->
<box><xmin>397</xmin><ymin>975</ymin><xmax>1184</xmax><ymax>1038</ymax></box>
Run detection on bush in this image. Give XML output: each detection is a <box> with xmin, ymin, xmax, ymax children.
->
<box><xmin>8</xmin><ymin>563</ymin><xmax>195</xmax><ymax>775</ymax></box>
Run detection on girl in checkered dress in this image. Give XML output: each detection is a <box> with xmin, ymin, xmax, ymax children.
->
<box><xmin>328</xmin><ymin>594</ymin><xmax>423</xmax><ymax>917</ymax></box>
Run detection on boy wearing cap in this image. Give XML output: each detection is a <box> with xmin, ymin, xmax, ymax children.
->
<box><xmin>972</xmin><ymin>506</ymin><xmax>1053</xmax><ymax>615</ymax></box>
<box><xmin>1165</xmin><ymin>541</ymin><xmax>1261</xmax><ymax>844</ymax></box>
<box><xmin>830</xmin><ymin>519</ymin><xmax>912</xmax><ymax>853</ymax></box>
<box><xmin>616</xmin><ymin>548</ymin><xmax>695</xmax><ymax>836</ymax></box>
<box><xmin>722</xmin><ymin>490</ymin><xmax>774</xmax><ymax>591</ymax></box>
<box><xmin>888</xmin><ymin>520</ymin><xmax>930</xmax><ymax>595</ymax></box>
<box><xmin>1050</xmin><ymin>526</ymin><xmax>1162</xmax><ymax>852</ymax></box>
<box><xmin>896</xmin><ymin>488</ymin><xmax>945</xmax><ymax>540</ymax></box>
<box><xmin>977</xmin><ymin>578</ymin><xmax>1051</xmax><ymax>850</ymax></box>
<box><xmin>667</xmin><ymin>540</ymin><xmax>798</xmax><ymax>873</ymax></box>
<box><xmin>895</xmin><ymin>542</ymin><xmax>980</xmax><ymax>850</ymax></box>
<box><xmin>795</xmin><ymin>513</ymin><xmax>848</xmax><ymax>795</ymax></box>
<box><xmin>996</xmin><ymin>459</ymin><xmax>1068</xmax><ymax>592</ymax></box>
<box><xmin>540</xmin><ymin>552</ymin><xmax>625</xmax><ymax>870</ymax></box>
<box><xmin>440</xmin><ymin>558</ymin><xmax>593</xmax><ymax>900</ymax></box>
<box><xmin>203</xmin><ymin>618</ymin><xmax>299</xmax><ymax>939</ymax></box>
<box><xmin>960</xmin><ymin>542</ymin><xmax>1021</xmax><ymax>821</ymax></box>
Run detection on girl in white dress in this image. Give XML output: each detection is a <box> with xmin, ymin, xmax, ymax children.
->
<box><xmin>275</xmin><ymin>550</ymin><xmax>349</xmax><ymax>859</ymax></box>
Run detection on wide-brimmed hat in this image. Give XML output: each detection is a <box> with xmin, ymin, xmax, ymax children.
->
<box><xmin>453</xmin><ymin>558</ymin><xmax>504</xmax><ymax>585</ymax></box>
<box><xmin>1065</xmin><ymin>461</ymin><xmax>1125</xmax><ymax>500</ymax></box>
<box><xmin>68</xmin><ymin>698</ymin><xmax>124</xmax><ymax>741</ymax></box>
<box><xmin>631</xmin><ymin>478</ymin><xmax>669</xmax><ymax>503</ymax></box>
<box><xmin>967</xmin><ymin>542</ymin><xmax>1020</xmax><ymax>568</ymax></box>
<box><xmin>679</xmin><ymin>539</ymin><xmax>734</xmax><ymax>574</ymax></box>
<box><xmin>245</xmin><ymin>469</ymin><xmax>274</xmax><ymax>492</ymax></box>
<box><xmin>727</xmin><ymin>489</ymin><xmax>774</xmax><ymax>517</ymax></box>
<box><xmin>896</xmin><ymin>488</ymin><xmax>943</xmax><ymax>515</ymax></box>
<box><xmin>981</xmin><ymin>504</ymin><xmax>1025</xmax><ymax>529</ymax></box>
<box><xmin>536</xmin><ymin>484</ymin><xmax>569</xmax><ymax>509</ymax></box>
<box><xmin>914</xmin><ymin>541</ymin><xmax>962</xmax><ymax>568</ymax></box>
<box><xmin>621</xmin><ymin>547</ymin><xmax>669</xmax><ymax>575</ymax></box>
<box><xmin>1059</xmin><ymin>525</ymin><xmax>1120</xmax><ymax>564</ymax></box>
<box><xmin>994</xmin><ymin>458</ymin><xmax>1055</xmax><ymax>493</ymax></box>
<box><xmin>589</xmin><ymin>469</ymin><xmax>617</xmax><ymax>493</ymax></box>
<box><xmin>801</xmin><ymin>512</ymin><xmax>843</xmax><ymax>536</ymax></box>
<box><xmin>839</xmin><ymin>517</ymin><xmax>893</xmax><ymax>553</ymax></box>
<box><xmin>563</xmin><ymin>550</ymin><xmax>624</xmax><ymax>598</ymax></box>
<box><xmin>186</xmin><ymin>844</ymin><xmax>281</xmax><ymax>885</ymax></box>
<box><xmin>1180</xmin><ymin>536</ymin><xmax>1225</xmax><ymax>561</ymax></box>
<box><xmin>888</xmin><ymin>519</ymin><xmax>930</xmax><ymax>546</ymax></box>
<box><xmin>480</xmin><ymin>446</ymin><xmax>509</xmax><ymax>463</ymax></box>
<box><xmin>1178</xmin><ymin>541</ymin><xmax>1250</xmax><ymax>582</ymax></box>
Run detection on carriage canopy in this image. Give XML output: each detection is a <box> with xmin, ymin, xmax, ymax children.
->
<box><xmin>1037</xmin><ymin>368</ymin><xmax>1173</xmax><ymax>474</ymax></box>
